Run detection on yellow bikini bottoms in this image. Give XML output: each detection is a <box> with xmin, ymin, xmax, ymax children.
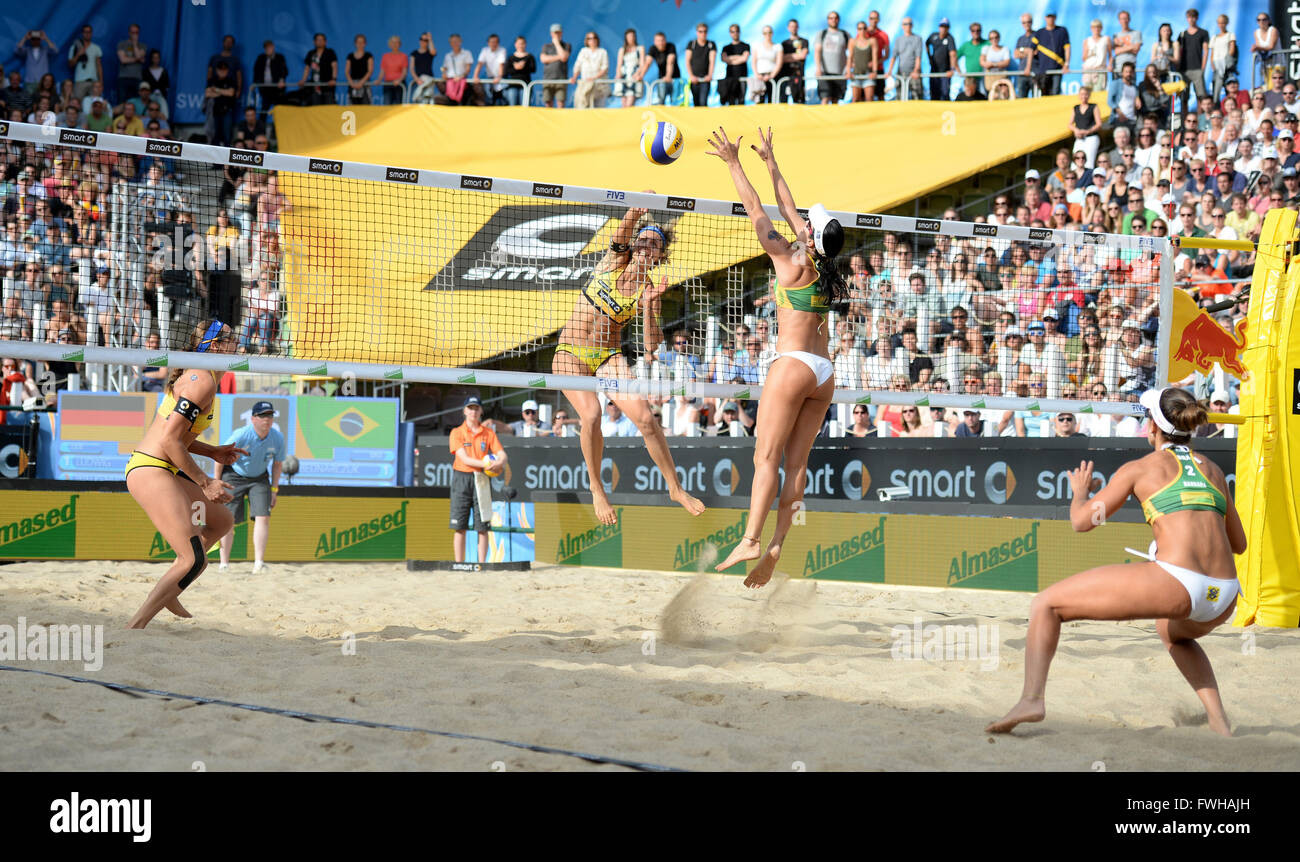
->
<box><xmin>556</xmin><ymin>343</ymin><xmax>620</xmax><ymax>374</ymax></box>
<box><xmin>124</xmin><ymin>450</ymin><xmax>194</xmax><ymax>483</ymax></box>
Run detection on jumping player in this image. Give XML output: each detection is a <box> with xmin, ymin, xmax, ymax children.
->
<box><xmin>124</xmin><ymin>320</ymin><xmax>246</xmax><ymax>628</ymax></box>
<box><xmin>706</xmin><ymin>126</ymin><xmax>848</xmax><ymax>584</ymax></box>
<box><xmin>988</xmin><ymin>387</ymin><xmax>1246</xmax><ymax>736</ymax></box>
<box><xmin>552</xmin><ymin>192</ymin><xmax>705</xmax><ymax>526</ymax></box>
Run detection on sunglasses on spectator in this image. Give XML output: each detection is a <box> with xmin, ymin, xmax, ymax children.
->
<box><xmin>1057</xmin><ymin>415</ymin><xmax>1076</xmax><ymax>422</ymax></box>
<box><xmin>523</xmin><ymin>409</ymin><xmax>536</xmax><ymax>414</ymax></box>
<box><xmin>853</xmin><ymin>408</ymin><xmax>867</xmax><ymax>414</ymax></box>
<box><xmin>1030</xmin><ymin>383</ymin><xmax>1045</xmax><ymax>389</ymax></box>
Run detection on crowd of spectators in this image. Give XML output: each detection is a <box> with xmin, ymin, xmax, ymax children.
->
<box><xmin>0</xmin><ymin>14</ymin><xmax>1264</xmax><ymax>437</ymax></box>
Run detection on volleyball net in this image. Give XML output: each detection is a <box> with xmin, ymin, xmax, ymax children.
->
<box><xmin>0</xmin><ymin>120</ymin><xmax>1175</xmax><ymax>415</ymax></box>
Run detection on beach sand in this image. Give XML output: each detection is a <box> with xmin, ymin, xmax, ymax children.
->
<box><xmin>3</xmin><ymin>558</ymin><xmax>1299</xmax><ymax>771</ymax></box>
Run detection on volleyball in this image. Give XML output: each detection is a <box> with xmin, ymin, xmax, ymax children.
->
<box><xmin>483</xmin><ymin>453</ymin><xmax>502</xmax><ymax>478</ymax></box>
<box><xmin>640</xmin><ymin>121</ymin><xmax>684</xmax><ymax>165</ymax></box>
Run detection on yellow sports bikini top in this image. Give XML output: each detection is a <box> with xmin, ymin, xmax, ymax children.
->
<box><xmin>582</xmin><ymin>264</ymin><xmax>645</xmax><ymax>325</ymax></box>
<box><xmin>157</xmin><ymin>372</ymin><xmax>218</xmax><ymax>434</ymax></box>
<box><xmin>775</xmin><ymin>262</ymin><xmax>830</xmax><ymax>314</ymax></box>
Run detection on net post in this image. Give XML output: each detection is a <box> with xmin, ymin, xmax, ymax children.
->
<box><xmin>1157</xmin><ymin>240</ymin><xmax>1174</xmax><ymax>385</ymax></box>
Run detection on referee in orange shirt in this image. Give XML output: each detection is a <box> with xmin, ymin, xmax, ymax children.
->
<box><xmin>448</xmin><ymin>395</ymin><xmax>508</xmax><ymax>562</ymax></box>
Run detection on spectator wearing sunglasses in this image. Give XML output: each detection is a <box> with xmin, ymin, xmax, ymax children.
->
<box><xmin>1196</xmin><ymin>389</ymin><xmax>1234</xmax><ymax>438</ymax></box>
<box><xmin>506</xmin><ymin>399</ymin><xmax>551</xmax><ymax>436</ymax></box>
<box><xmin>1051</xmin><ymin>411</ymin><xmax>1087</xmax><ymax>438</ymax></box>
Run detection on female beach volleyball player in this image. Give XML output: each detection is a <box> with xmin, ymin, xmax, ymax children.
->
<box><xmin>705</xmin><ymin>126</ymin><xmax>848</xmax><ymax>584</ymax></box>
<box><xmin>125</xmin><ymin>320</ymin><xmax>247</xmax><ymax>629</ymax></box>
<box><xmin>988</xmin><ymin>387</ymin><xmax>1246</xmax><ymax>736</ymax></box>
<box><xmin>552</xmin><ymin>193</ymin><xmax>705</xmax><ymax>525</ymax></box>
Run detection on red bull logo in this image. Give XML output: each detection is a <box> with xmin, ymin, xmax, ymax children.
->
<box><xmin>1168</xmin><ymin>289</ymin><xmax>1248</xmax><ymax>381</ymax></box>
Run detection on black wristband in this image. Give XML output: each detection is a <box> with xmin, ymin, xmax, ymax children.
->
<box><xmin>610</xmin><ymin>241</ymin><xmax>630</xmax><ymax>253</ymax></box>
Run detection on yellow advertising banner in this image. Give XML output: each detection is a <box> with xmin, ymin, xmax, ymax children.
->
<box><xmin>0</xmin><ymin>490</ymin><xmax>453</xmax><ymax>562</ymax></box>
<box><xmin>536</xmin><ymin>500</ymin><xmax>1152</xmax><ymax>592</ymax></box>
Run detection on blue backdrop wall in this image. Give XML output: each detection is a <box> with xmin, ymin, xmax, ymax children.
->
<box><xmin>6</xmin><ymin>0</ymin><xmax>1255</xmax><ymax>123</ymax></box>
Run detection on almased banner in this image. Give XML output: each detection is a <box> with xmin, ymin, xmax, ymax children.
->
<box><xmin>0</xmin><ymin>490</ymin><xmax>448</xmax><ymax>562</ymax></box>
<box><xmin>418</xmin><ymin>438</ymin><xmax>1236</xmax><ymax>507</ymax></box>
<box><xmin>537</xmin><ymin>500</ymin><xmax>1154</xmax><ymax>592</ymax></box>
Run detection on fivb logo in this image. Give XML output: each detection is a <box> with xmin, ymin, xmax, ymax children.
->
<box><xmin>0</xmin><ymin>616</ymin><xmax>103</xmax><ymax>671</ymax></box>
<box><xmin>891</xmin><ymin>617</ymin><xmax>999</xmax><ymax>670</ymax></box>
<box><xmin>50</xmin><ymin>793</ymin><xmax>151</xmax><ymax>843</ymax></box>
<box><xmin>309</xmin><ymin>157</ymin><xmax>343</xmax><ymax>174</ymax></box>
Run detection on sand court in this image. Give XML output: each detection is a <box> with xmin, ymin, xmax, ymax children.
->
<box><xmin>3</xmin><ymin>559</ymin><xmax>1300</xmax><ymax>771</ymax></box>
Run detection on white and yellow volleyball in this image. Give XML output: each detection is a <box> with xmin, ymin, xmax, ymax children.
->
<box><xmin>640</xmin><ymin>121</ymin><xmax>684</xmax><ymax>165</ymax></box>
<box><xmin>483</xmin><ymin>453</ymin><xmax>502</xmax><ymax>478</ymax></box>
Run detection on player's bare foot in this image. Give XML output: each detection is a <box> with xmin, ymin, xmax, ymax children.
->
<box><xmin>743</xmin><ymin>544</ymin><xmax>781</xmax><ymax>588</ymax></box>
<box><xmin>165</xmin><ymin>597</ymin><xmax>192</xmax><ymax>618</ymax></box>
<box><xmin>985</xmin><ymin>697</ymin><xmax>1046</xmax><ymax>733</ymax></box>
<box><xmin>592</xmin><ymin>490</ymin><xmax>618</xmax><ymax>525</ymax></box>
<box><xmin>1208</xmin><ymin>713</ymin><xmax>1232</xmax><ymax>737</ymax></box>
<box><xmin>670</xmin><ymin>488</ymin><xmax>706</xmax><ymax>516</ymax></box>
<box><xmin>716</xmin><ymin>535</ymin><xmax>762</xmax><ymax>572</ymax></box>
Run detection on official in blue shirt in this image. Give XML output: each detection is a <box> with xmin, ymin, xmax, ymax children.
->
<box><xmin>216</xmin><ymin>401</ymin><xmax>285</xmax><ymax>574</ymax></box>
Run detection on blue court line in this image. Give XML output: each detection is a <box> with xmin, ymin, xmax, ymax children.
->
<box><xmin>1</xmin><ymin>664</ymin><xmax>687</xmax><ymax>773</ymax></box>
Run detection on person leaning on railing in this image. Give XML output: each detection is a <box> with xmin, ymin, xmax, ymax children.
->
<box><xmin>569</xmin><ymin>30</ymin><xmax>609</xmax><ymax>109</ymax></box>
<box><xmin>379</xmin><ymin>36</ymin><xmax>408</xmax><ymax>105</ymax></box>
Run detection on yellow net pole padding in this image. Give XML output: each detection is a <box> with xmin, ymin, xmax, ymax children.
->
<box><xmin>1206</xmin><ymin>413</ymin><xmax>1247</xmax><ymax>425</ymax></box>
<box><xmin>1173</xmin><ymin>236</ymin><xmax>1257</xmax><ymax>252</ymax></box>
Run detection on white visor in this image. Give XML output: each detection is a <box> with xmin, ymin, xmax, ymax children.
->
<box><xmin>809</xmin><ymin>203</ymin><xmax>835</xmax><ymax>256</ymax></box>
<box><xmin>1140</xmin><ymin>388</ymin><xmax>1184</xmax><ymax>436</ymax></box>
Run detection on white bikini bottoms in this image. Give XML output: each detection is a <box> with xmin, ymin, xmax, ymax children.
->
<box><xmin>774</xmin><ymin>351</ymin><xmax>833</xmax><ymax>386</ymax></box>
<box><xmin>1154</xmin><ymin>559</ymin><xmax>1240</xmax><ymax>623</ymax></box>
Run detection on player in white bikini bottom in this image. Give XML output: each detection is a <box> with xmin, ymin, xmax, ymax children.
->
<box><xmin>773</xmin><ymin>351</ymin><xmax>833</xmax><ymax>386</ymax></box>
<box><xmin>1154</xmin><ymin>559</ymin><xmax>1240</xmax><ymax>622</ymax></box>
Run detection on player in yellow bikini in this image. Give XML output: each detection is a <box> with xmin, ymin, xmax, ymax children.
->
<box><xmin>552</xmin><ymin>193</ymin><xmax>705</xmax><ymax>526</ymax></box>
<box><xmin>707</xmin><ymin>127</ymin><xmax>849</xmax><ymax>583</ymax></box>
<box><xmin>125</xmin><ymin>319</ymin><xmax>247</xmax><ymax>629</ymax></box>
<box><xmin>988</xmin><ymin>387</ymin><xmax>1246</xmax><ymax>736</ymax></box>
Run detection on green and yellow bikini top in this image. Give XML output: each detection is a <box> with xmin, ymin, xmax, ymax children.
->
<box><xmin>775</xmin><ymin>259</ymin><xmax>830</xmax><ymax>314</ymax></box>
<box><xmin>1140</xmin><ymin>445</ymin><xmax>1228</xmax><ymax>524</ymax></box>
<box><xmin>582</xmin><ymin>263</ymin><xmax>645</xmax><ymax>326</ymax></box>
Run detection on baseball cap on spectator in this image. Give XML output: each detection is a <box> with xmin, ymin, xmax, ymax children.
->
<box><xmin>1053</xmin><ymin>203</ymin><xmax>1067</xmax><ymax>212</ymax></box>
<box><xmin>1284</xmin><ymin>166</ymin><xmax>1298</xmax><ymax>177</ymax></box>
<box><xmin>522</xmin><ymin>399</ymin><xmax>538</xmax><ymax>413</ymax></box>
<box><xmin>1025</xmin><ymin>169</ymin><xmax>1040</xmax><ymax>180</ymax></box>
<box><xmin>1161</xmin><ymin>194</ymin><xmax>1176</xmax><ymax>206</ymax></box>
<box><xmin>1004</xmin><ymin>326</ymin><xmax>1025</xmax><ymax>338</ymax></box>
<box><xmin>1264</xmin><ymin>146</ymin><xmax>1279</xmax><ymax>160</ymax></box>
<box><xmin>463</xmin><ymin>395</ymin><xmax>482</xmax><ymax>407</ymax></box>
<box><xmin>1216</xmin><ymin>154</ymin><xmax>1234</xmax><ymax>164</ymax></box>
<box><xmin>939</xmin><ymin>18</ymin><xmax>950</xmax><ymax>26</ymax></box>
<box><xmin>1209</xmin><ymin>389</ymin><xmax>1230</xmax><ymax>405</ymax></box>
<box><xmin>1121</xmin><ymin>319</ymin><xmax>1140</xmax><ymax>330</ymax></box>
<box><xmin>137</xmin><ymin>81</ymin><xmax>151</xmax><ymax>91</ymax></box>
<box><xmin>251</xmin><ymin>401</ymin><xmax>278</xmax><ymax>417</ymax></box>
<box><xmin>1027</xmin><ymin>321</ymin><xmax>1046</xmax><ymax>333</ymax></box>
<box><xmin>721</xmin><ymin>401</ymin><xmax>739</xmax><ymax>413</ymax></box>
<box><xmin>1085</xmin><ymin>187</ymin><xmax>1100</xmax><ymax>198</ymax></box>
<box><xmin>550</xmin><ymin>23</ymin><xmax>562</xmax><ymax>33</ymax></box>
<box><xmin>1279</xmin><ymin>129</ymin><xmax>1295</xmax><ymax>139</ymax></box>
<box><xmin>1043</xmin><ymin>309</ymin><xmax>1060</xmax><ymax>320</ymax></box>
<box><xmin>1194</xmin><ymin>254</ymin><xmax>1212</xmax><ymax>267</ymax></box>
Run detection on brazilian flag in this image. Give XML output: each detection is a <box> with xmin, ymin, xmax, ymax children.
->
<box><xmin>294</xmin><ymin>397</ymin><xmax>397</xmax><ymax>459</ymax></box>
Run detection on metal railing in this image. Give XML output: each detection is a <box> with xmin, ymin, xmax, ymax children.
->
<box><xmin>770</xmin><ymin>72</ymin><xmax>905</xmax><ymax>103</ymax></box>
<box><xmin>1251</xmin><ymin>46</ymin><xmax>1300</xmax><ymax>91</ymax></box>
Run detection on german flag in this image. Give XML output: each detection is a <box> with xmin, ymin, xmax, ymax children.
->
<box><xmin>58</xmin><ymin>393</ymin><xmax>156</xmax><ymax>450</ymax></box>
